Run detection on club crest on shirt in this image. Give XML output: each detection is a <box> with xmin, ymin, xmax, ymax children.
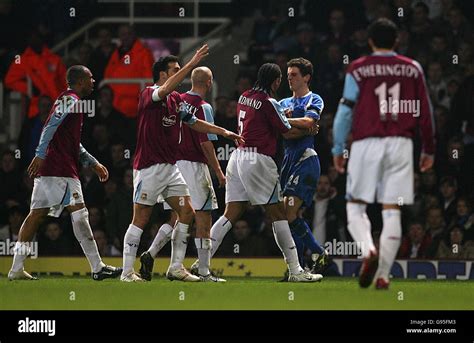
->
<box><xmin>162</xmin><ymin>115</ymin><xmax>176</xmax><ymax>127</ymax></box>
<box><xmin>141</xmin><ymin>193</ymin><xmax>147</xmax><ymax>200</ymax></box>
<box><xmin>72</xmin><ymin>193</ymin><xmax>79</xmax><ymax>199</ymax></box>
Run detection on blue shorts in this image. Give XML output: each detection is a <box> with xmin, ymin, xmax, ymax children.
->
<box><xmin>280</xmin><ymin>154</ymin><xmax>320</xmax><ymax>208</ymax></box>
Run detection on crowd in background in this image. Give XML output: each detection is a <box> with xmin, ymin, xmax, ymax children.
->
<box><xmin>0</xmin><ymin>0</ymin><xmax>473</xmax><ymax>263</ymax></box>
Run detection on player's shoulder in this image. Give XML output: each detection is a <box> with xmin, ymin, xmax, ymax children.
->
<box><xmin>347</xmin><ymin>55</ymin><xmax>371</xmax><ymax>71</ymax></box>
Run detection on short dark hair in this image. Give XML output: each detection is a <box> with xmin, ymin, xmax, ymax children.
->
<box><xmin>253</xmin><ymin>63</ymin><xmax>281</xmax><ymax>95</ymax></box>
<box><xmin>414</xmin><ymin>1</ymin><xmax>429</xmax><ymax>15</ymax></box>
<box><xmin>287</xmin><ymin>57</ymin><xmax>313</xmax><ymax>85</ymax></box>
<box><xmin>368</xmin><ymin>18</ymin><xmax>398</xmax><ymax>49</ymax></box>
<box><xmin>440</xmin><ymin>176</ymin><xmax>458</xmax><ymax>188</ymax></box>
<box><xmin>153</xmin><ymin>55</ymin><xmax>179</xmax><ymax>83</ymax></box>
<box><xmin>66</xmin><ymin>65</ymin><xmax>88</xmax><ymax>86</ymax></box>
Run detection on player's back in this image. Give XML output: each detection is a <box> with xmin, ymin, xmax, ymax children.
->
<box><xmin>133</xmin><ymin>86</ymin><xmax>182</xmax><ymax>170</ymax></box>
<box><xmin>39</xmin><ymin>89</ymin><xmax>83</xmax><ymax>179</ymax></box>
<box><xmin>177</xmin><ymin>91</ymin><xmax>214</xmax><ymax>163</ymax></box>
<box><xmin>237</xmin><ymin>89</ymin><xmax>290</xmax><ymax>158</ymax></box>
<box><xmin>348</xmin><ymin>52</ymin><xmax>432</xmax><ymax>142</ymax></box>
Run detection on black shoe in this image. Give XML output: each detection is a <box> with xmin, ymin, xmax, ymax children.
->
<box><xmin>139</xmin><ymin>251</ymin><xmax>154</xmax><ymax>281</ymax></box>
<box><xmin>311</xmin><ymin>253</ymin><xmax>331</xmax><ymax>275</ymax></box>
<box><xmin>92</xmin><ymin>265</ymin><xmax>122</xmax><ymax>281</ymax></box>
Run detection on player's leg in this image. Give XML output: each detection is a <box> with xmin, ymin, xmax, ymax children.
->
<box><xmin>8</xmin><ymin>207</ymin><xmax>49</xmax><ymax>280</ymax></box>
<box><xmin>67</xmin><ymin>203</ymin><xmax>121</xmax><ymax>280</ymax></box>
<box><xmin>374</xmin><ymin>137</ymin><xmax>413</xmax><ymax>289</ymax></box>
<box><xmin>146</xmin><ymin>210</ymin><xmax>176</xmax><ymax>258</ymax></box>
<box><xmin>194</xmin><ymin>210</ymin><xmax>225</xmax><ymax>282</ymax></box>
<box><xmin>284</xmin><ymin>195</ymin><xmax>326</xmax><ymax>263</ymax></box>
<box><xmin>121</xmin><ymin>203</ymin><xmax>154</xmax><ymax>281</ymax></box>
<box><xmin>375</xmin><ymin>203</ymin><xmax>401</xmax><ymax>289</ymax></box>
<box><xmin>263</xmin><ymin>201</ymin><xmax>322</xmax><ymax>282</ymax></box>
<box><xmin>165</xmin><ymin>195</ymin><xmax>200</xmax><ymax>281</ymax></box>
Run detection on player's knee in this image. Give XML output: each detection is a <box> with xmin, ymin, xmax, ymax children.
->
<box><xmin>177</xmin><ymin>204</ymin><xmax>195</xmax><ymax>223</ymax></box>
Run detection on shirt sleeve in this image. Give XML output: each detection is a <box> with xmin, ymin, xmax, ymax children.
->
<box><xmin>79</xmin><ymin>143</ymin><xmax>99</xmax><ymax>167</ymax></box>
<box><xmin>151</xmin><ymin>86</ymin><xmax>161</xmax><ymax>102</ymax></box>
<box><xmin>267</xmin><ymin>98</ymin><xmax>291</xmax><ymax>133</ymax></box>
<box><xmin>35</xmin><ymin>96</ymin><xmax>76</xmax><ymax>159</ymax></box>
<box><xmin>201</xmin><ymin>103</ymin><xmax>217</xmax><ymax>142</ymax></box>
<box><xmin>332</xmin><ymin>73</ymin><xmax>359</xmax><ymax>156</ymax></box>
<box><xmin>305</xmin><ymin>94</ymin><xmax>324</xmax><ymax>120</ymax></box>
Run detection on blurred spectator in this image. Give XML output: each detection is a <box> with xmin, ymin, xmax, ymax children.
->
<box><xmin>257</xmin><ymin>215</ymin><xmax>283</xmax><ymax>256</ymax></box>
<box><xmin>450</xmin><ymin>197</ymin><xmax>474</xmax><ymax>240</ymax></box>
<box><xmin>94</xmin><ymin>229</ymin><xmax>121</xmax><ymax>257</ymax></box>
<box><xmin>275</xmin><ymin>51</ymin><xmax>291</xmax><ymax>99</ymax></box>
<box><xmin>0</xmin><ymin>150</ymin><xmax>23</xmax><ymax>208</ymax></box>
<box><xmin>425</xmin><ymin>207</ymin><xmax>447</xmax><ymax>257</ymax></box>
<box><xmin>18</xmin><ymin>95</ymin><xmax>52</xmax><ymax>166</ymax></box>
<box><xmin>89</xmin><ymin>28</ymin><xmax>116</xmax><ymax>85</ymax></box>
<box><xmin>4</xmin><ymin>30</ymin><xmax>66</xmax><ymax>118</ymax></box>
<box><xmin>106</xmin><ymin>168</ymin><xmax>133</xmax><ymax>247</ymax></box>
<box><xmin>0</xmin><ymin>206</ymin><xmax>26</xmax><ymax>241</ymax></box>
<box><xmin>319</xmin><ymin>9</ymin><xmax>350</xmax><ymax>50</ymax></box>
<box><xmin>87</xmin><ymin>122</ymin><xmax>111</xmax><ymax>168</ymax></box>
<box><xmin>109</xmin><ymin>142</ymin><xmax>129</xmax><ymax>179</ymax></box>
<box><xmin>444</xmin><ymin>7</ymin><xmax>473</xmax><ymax>51</ymax></box>
<box><xmin>398</xmin><ymin>222</ymin><xmax>432</xmax><ymax>258</ymax></box>
<box><xmin>83</xmin><ymin>86</ymin><xmax>133</xmax><ymax>150</ymax></box>
<box><xmin>435</xmin><ymin>225</ymin><xmax>474</xmax><ymax>259</ymax></box>
<box><xmin>317</xmin><ymin>43</ymin><xmax>345</xmax><ymax>110</ymax></box>
<box><xmin>438</xmin><ymin>176</ymin><xmax>458</xmax><ymax>224</ymax></box>
<box><xmin>232</xmin><ymin>73</ymin><xmax>254</xmax><ymax>100</ymax></box>
<box><xmin>77</xmin><ymin>42</ymin><xmax>93</xmax><ymax>68</ymax></box>
<box><xmin>38</xmin><ymin>220</ymin><xmax>72</xmax><ymax>256</ymax></box>
<box><xmin>420</xmin><ymin>168</ymin><xmax>437</xmax><ymax>194</ymax></box>
<box><xmin>104</xmin><ymin>25</ymin><xmax>154</xmax><ymax>117</ymax></box>
<box><xmin>428</xmin><ymin>33</ymin><xmax>452</xmax><ymax>69</ymax></box>
<box><xmin>81</xmin><ymin>165</ymin><xmax>105</xmax><ymax>208</ymax></box>
<box><xmin>349</xmin><ymin>27</ymin><xmax>371</xmax><ymax>59</ymax></box>
<box><xmin>88</xmin><ymin>206</ymin><xmax>105</xmax><ymax>232</ymax></box>
<box><xmin>427</xmin><ymin>61</ymin><xmax>450</xmax><ymax>108</ymax></box>
<box><xmin>307</xmin><ymin>175</ymin><xmax>347</xmax><ymax>244</ymax></box>
<box><xmin>409</xmin><ymin>2</ymin><xmax>433</xmax><ymax>52</ymax></box>
<box><xmin>290</xmin><ymin>22</ymin><xmax>318</xmax><ymax>65</ymax></box>
<box><xmin>217</xmin><ymin>219</ymin><xmax>265</xmax><ymax>256</ymax></box>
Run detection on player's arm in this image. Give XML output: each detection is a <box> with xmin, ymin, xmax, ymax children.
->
<box><xmin>79</xmin><ymin>143</ymin><xmax>109</xmax><ymax>182</ymax></box>
<box><xmin>414</xmin><ymin>61</ymin><xmax>436</xmax><ymax>172</ymax></box>
<box><xmin>198</xmin><ymin>104</ymin><xmax>226</xmax><ymax>187</ymax></box>
<box><xmin>188</xmin><ymin>118</ymin><xmax>244</xmax><ymax>144</ymax></box>
<box><xmin>282</xmin><ymin>126</ymin><xmax>317</xmax><ymax>139</ymax></box>
<box><xmin>332</xmin><ymin>73</ymin><xmax>359</xmax><ymax>173</ymax></box>
<box><xmin>28</xmin><ymin>96</ymin><xmax>77</xmax><ymax>178</ymax></box>
<box><xmin>201</xmin><ymin>141</ymin><xmax>226</xmax><ymax>187</ymax></box>
<box><xmin>153</xmin><ymin>45</ymin><xmax>209</xmax><ymax>101</ymax></box>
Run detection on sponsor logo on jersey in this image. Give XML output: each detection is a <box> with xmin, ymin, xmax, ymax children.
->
<box><xmin>162</xmin><ymin>115</ymin><xmax>177</xmax><ymax>127</ymax></box>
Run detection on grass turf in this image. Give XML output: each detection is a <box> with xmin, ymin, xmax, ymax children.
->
<box><xmin>0</xmin><ymin>276</ymin><xmax>473</xmax><ymax>310</ymax></box>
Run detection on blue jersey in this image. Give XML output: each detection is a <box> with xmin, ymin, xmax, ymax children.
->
<box><xmin>279</xmin><ymin>91</ymin><xmax>324</xmax><ymax>155</ymax></box>
<box><xmin>279</xmin><ymin>91</ymin><xmax>324</xmax><ymax>207</ymax></box>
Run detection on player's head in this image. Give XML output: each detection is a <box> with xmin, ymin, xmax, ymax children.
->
<box><xmin>367</xmin><ymin>18</ymin><xmax>398</xmax><ymax>51</ymax></box>
<box><xmin>66</xmin><ymin>65</ymin><xmax>95</xmax><ymax>97</ymax></box>
<box><xmin>191</xmin><ymin>66</ymin><xmax>213</xmax><ymax>92</ymax></box>
<box><xmin>287</xmin><ymin>57</ymin><xmax>313</xmax><ymax>92</ymax></box>
<box><xmin>153</xmin><ymin>55</ymin><xmax>180</xmax><ymax>84</ymax></box>
<box><xmin>253</xmin><ymin>63</ymin><xmax>281</xmax><ymax>96</ymax></box>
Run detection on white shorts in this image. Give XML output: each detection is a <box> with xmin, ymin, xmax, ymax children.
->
<box><xmin>163</xmin><ymin>160</ymin><xmax>218</xmax><ymax>211</ymax></box>
<box><xmin>225</xmin><ymin>148</ymin><xmax>282</xmax><ymax>205</ymax></box>
<box><xmin>133</xmin><ymin>163</ymin><xmax>189</xmax><ymax>206</ymax></box>
<box><xmin>31</xmin><ymin>176</ymin><xmax>84</xmax><ymax>217</ymax></box>
<box><xmin>346</xmin><ymin>137</ymin><xmax>414</xmax><ymax>205</ymax></box>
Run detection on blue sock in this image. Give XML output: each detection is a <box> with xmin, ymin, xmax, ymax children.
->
<box><xmin>289</xmin><ymin>218</ymin><xmax>325</xmax><ymax>255</ymax></box>
<box><xmin>291</xmin><ymin>232</ymin><xmax>305</xmax><ymax>267</ymax></box>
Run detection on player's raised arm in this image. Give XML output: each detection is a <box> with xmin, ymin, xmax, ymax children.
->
<box><xmin>155</xmin><ymin>44</ymin><xmax>209</xmax><ymax>100</ymax></box>
<box><xmin>332</xmin><ymin>72</ymin><xmax>360</xmax><ymax>173</ymax></box>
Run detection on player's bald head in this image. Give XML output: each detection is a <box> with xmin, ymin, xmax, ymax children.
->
<box><xmin>191</xmin><ymin>66</ymin><xmax>212</xmax><ymax>86</ymax></box>
<box><xmin>66</xmin><ymin>65</ymin><xmax>89</xmax><ymax>86</ymax></box>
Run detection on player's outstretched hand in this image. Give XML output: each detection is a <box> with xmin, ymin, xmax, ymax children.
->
<box><xmin>222</xmin><ymin>130</ymin><xmax>245</xmax><ymax>145</ymax></box>
<box><xmin>93</xmin><ymin>163</ymin><xmax>109</xmax><ymax>182</ymax></box>
<box><xmin>333</xmin><ymin>155</ymin><xmax>346</xmax><ymax>174</ymax></box>
<box><xmin>419</xmin><ymin>153</ymin><xmax>434</xmax><ymax>173</ymax></box>
<box><xmin>27</xmin><ymin>156</ymin><xmax>44</xmax><ymax>178</ymax></box>
<box><xmin>190</xmin><ymin>44</ymin><xmax>209</xmax><ymax>66</ymax></box>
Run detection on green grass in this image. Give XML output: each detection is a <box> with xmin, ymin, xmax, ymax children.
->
<box><xmin>0</xmin><ymin>277</ymin><xmax>473</xmax><ymax>310</ymax></box>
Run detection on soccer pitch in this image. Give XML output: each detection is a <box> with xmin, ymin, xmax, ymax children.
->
<box><xmin>1</xmin><ymin>277</ymin><xmax>473</xmax><ymax>310</ymax></box>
